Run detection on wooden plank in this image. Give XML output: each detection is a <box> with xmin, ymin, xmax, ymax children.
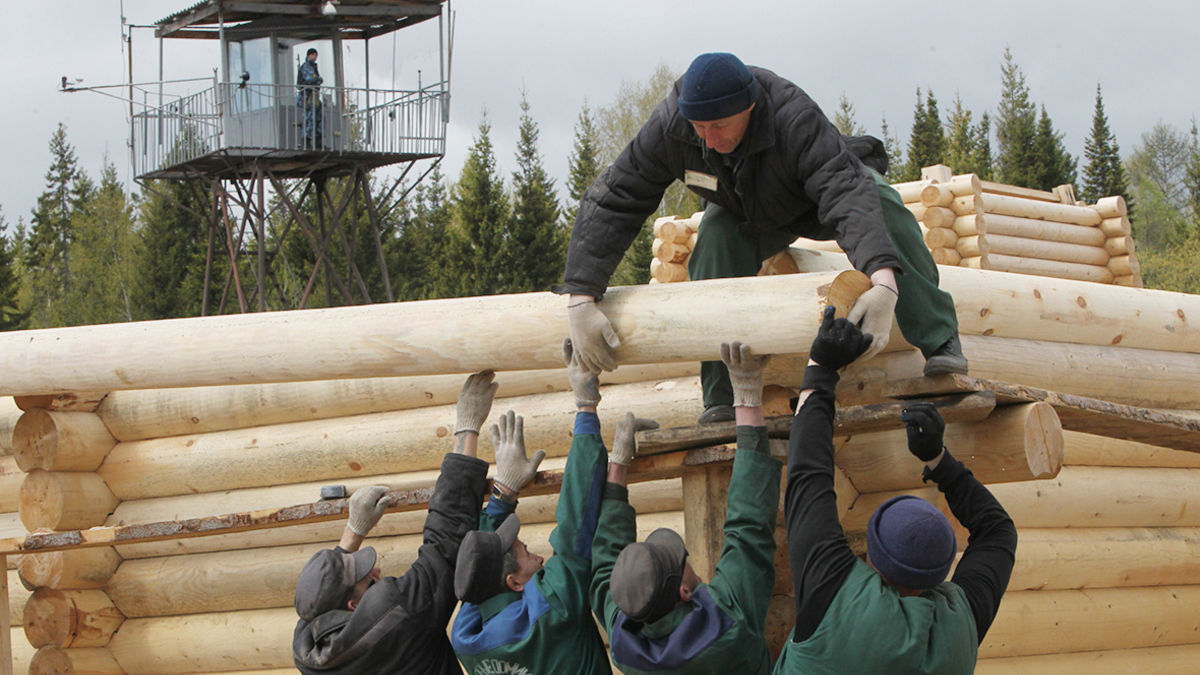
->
<box><xmin>635</xmin><ymin>392</ymin><xmax>996</xmax><ymax>455</ymax></box>
<box><xmin>883</xmin><ymin>375</ymin><xmax>1200</xmax><ymax>453</ymax></box>
<box><xmin>0</xmin><ymin>557</ymin><xmax>9</xmax><ymax>675</ymax></box>
<box><xmin>156</xmin><ymin>2</ymin><xmax>220</xmax><ymax>37</ymax></box>
<box><xmin>7</xmin><ymin>445</ymin><xmax>741</xmax><ymax>555</ymax></box>
<box><xmin>979</xmin><ymin>181</ymin><xmax>1062</xmax><ymax>203</ymax></box>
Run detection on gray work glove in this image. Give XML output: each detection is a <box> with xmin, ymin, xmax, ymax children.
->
<box><xmin>348</xmin><ymin>485</ymin><xmax>392</xmax><ymax>536</ymax></box>
<box><xmin>846</xmin><ymin>284</ymin><xmax>897</xmax><ymax>362</ymax></box>
<box><xmin>720</xmin><ymin>340</ymin><xmax>771</xmax><ymax>408</ymax></box>
<box><xmin>567</xmin><ymin>300</ymin><xmax>620</xmax><ymax>373</ymax></box>
<box><xmin>456</xmin><ymin>370</ymin><xmax>499</xmax><ymax>435</ymax></box>
<box><xmin>491</xmin><ymin>410</ymin><xmax>546</xmax><ymax>494</ymax></box>
<box><xmin>611</xmin><ymin>412</ymin><xmax>659</xmax><ymax>466</ymax></box>
<box><xmin>563</xmin><ymin>338</ymin><xmax>601</xmax><ymax>407</ymax></box>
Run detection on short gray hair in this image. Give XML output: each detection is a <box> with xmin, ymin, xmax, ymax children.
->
<box><xmin>499</xmin><ymin>547</ymin><xmax>520</xmax><ymax>590</ymax></box>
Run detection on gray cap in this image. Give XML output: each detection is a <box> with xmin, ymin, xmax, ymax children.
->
<box><xmin>454</xmin><ymin>515</ymin><xmax>521</xmax><ymax>605</ymax></box>
<box><xmin>611</xmin><ymin>528</ymin><xmax>688</xmax><ymax>624</ymax></box>
<box><xmin>294</xmin><ymin>546</ymin><xmax>377</xmax><ymax>621</ymax></box>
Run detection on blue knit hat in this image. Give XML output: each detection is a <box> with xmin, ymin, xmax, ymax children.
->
<box><xmin>678</xmin><ymin>53</ymin><xmax>760</xmax><ymax>121</ymax></box>
<box><xmin>867</xmin><ymin>496</ymin><xmax>956</xmax><ymax>590</ymax></box>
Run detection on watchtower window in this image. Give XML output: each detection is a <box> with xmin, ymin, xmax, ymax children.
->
<box><xmin>227</xmin><ymin>38</ymin><xmax>272</xmax><ymax>112</ymax></box>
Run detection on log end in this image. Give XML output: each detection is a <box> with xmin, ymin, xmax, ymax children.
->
<box><xmin>826</xmin><ymin>271</ymin><xmax>873</xmax><ymax>319</ymax></box>
<box><xmin>1024</xmin><ymin>401</ymin><xmax>1065</xmax><ymax>480</ymax></box>
<box><xmin>13</xmin><ymin>409</ymin><xmax>58</xmax><ymax>473</ymax></box>
<box><xmin>24</xmin><ymin>587</ymin><xmax>69</xmax><ymax>648</ymax></box>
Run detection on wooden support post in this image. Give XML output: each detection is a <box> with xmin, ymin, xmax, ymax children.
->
<box><xmin>681</xmin><ymin>465</ymin><xmax>733</xmax><ymax>581</ymax></box>
<box><xmin>0</xmin><ymin>555</ymin><xmax>9</xmax><ymax>675</ymax></box>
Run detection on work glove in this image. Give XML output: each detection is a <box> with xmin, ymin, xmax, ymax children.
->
<box><xmin>568</xmin><ymin>300</ymin><xmax>621</xmax><ymax>373</ymax></box>
<box><xmin>348</xmin><ymin>485</ymin><xmax>392</xmax><ymax>536</ymax></box>
<box><xmin>492</xmin><ymin>410</ymin><xmax>546</xmax><ymax>494</ymax></box>
<box><xmin>720</xmin><ymin>341</ymin><xmax>771</xmax><ymax>408</ymax></box>
<box><xmin>456</xmin><ymin>370</ymin><xmax>499</xmax><ymax>435</ymax></box>
<box><xmin>610</xmin><ymin>411</ymin><xmax>659</xmax><ymax>466</ymax></box>
<box><xmin>901</xmin><ymin>401</ymin><xmax>947</xmax><ymax>462</ymax></box>
<box><xmin>563</xmin><ymin>338</ymin><xmax>602</xmax><ymax>407</ymax></box>
<box><xmin>810</xmin><ymin>306</ymin><xmax>874</xmax><ymax>371</ymax></box>
<box><xmin>846</xmin><ymin>283</ymin><xmax>898</xmax><ymax>362</ymax></box>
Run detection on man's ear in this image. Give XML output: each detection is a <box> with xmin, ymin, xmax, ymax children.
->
<box><xmin>506</xmin><ymin>574</ymin><xmax>525</xmax><ymax>593</ymax></box>
<box><xmin>679</xmin><ymin>583</ymin><xmax>693</xmax><ymax>603</ymax></box>
<box><xmin>347</xmin><ymin>598</ymin><xmax>358</xmax><ymax>611</ymax></box>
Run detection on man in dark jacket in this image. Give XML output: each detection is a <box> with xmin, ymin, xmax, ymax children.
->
<box><xmin>775</xmin><ymin>306</ymin><xmax>1017</xmax><ymax>674</ymax></box>
<box><xmin>561</xmin><ymin>52</ymin><xmax>967</xmax><ymax>424</ymax></box>
<box><xmin>591</xmin><ymin>340</ymin><xmax>781</xmax><ymax>675</ymax></box>
<box><xmin>297</xmin><ymin>47</ymin><xmax>323</xmax><ymax>148</ymax></box>
<box><xmin>292</xmin><ymin>371</ymin><xmax>500</xmax><ymax>675</ymax></box>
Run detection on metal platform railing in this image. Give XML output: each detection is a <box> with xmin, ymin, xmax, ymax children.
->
<box><xmin>131</xmin><ymin>82</ymin><xmax>448</xmax><ymax>177</ymax></box>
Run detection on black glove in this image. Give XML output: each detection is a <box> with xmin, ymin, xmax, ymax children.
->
<box><xmin>809</xmin><ymin>306</ymin><xmax>874</xmax><ymax>371</ymax></box>
<box><xmin>901</xmin><ymin>401</ymin><xmax>946</xmax><ymax>462</ymax></box>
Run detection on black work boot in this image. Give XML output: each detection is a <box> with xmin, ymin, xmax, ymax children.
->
<box><xmin>923</xmin><ymin>334</ymin><xmax>969</xmax><ymax>376</ymax></box>
<box><xmin>697</xmin><ymin>404</ymin><xmax>736</xmax><ymax>425</ymax></box>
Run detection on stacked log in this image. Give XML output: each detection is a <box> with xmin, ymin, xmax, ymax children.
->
<box><xmin>649</xmin><ymin>213</ymin><xmax>701</xmax><ymax>283</ymax></box>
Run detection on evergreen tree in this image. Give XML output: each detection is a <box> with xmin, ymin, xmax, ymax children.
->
<box><xmin>1186</xmin><ymin>120</ymin><xmax>1200</xmax><ymax>225</ymax></box>
<box><xmin>565</xmin><ymin>100</ymin><xmax>602</xmax><ymax>227</ymax></box>
<box><xmin>452</xmin><ymin>113</ymin><xmax>510</xmax><ymax>296</ymax></box>
<box><xmin>1128</xmin><ymin>123</ymin><xmax>1195</xmax><ymax>251</ymax></box>
<box><xmin>1030</xmin><ymin>106</ymin><xmax>1077</xmax><ymax>192</ymax></box>
<box><xmin>995</xmin><ymin>48</ymin><xmax>1039</xmax><ymax>187</ymax></box>
<box><xmin>504</xmin><ymin>92</ymin><xmax>564</xmax><ymax>292</ymax></box>
<box><xmin>133</xmin><ymin>179</ymin><xmax>213</xmax><ymax>319</ymax></box>
<box><xmin>880</xmin><ymin>115</ymin><xmax>904</xmax><ymax>181</ymax></box>
<box><xmin>0</xmin><ymin>208</ymin><xmax>28</xmax><ymax>330</ymax></box>
<box><xmin>395</xmin><ymin>164</ymin><xmax>455</xmax><ymax>300</ymax></box>
<box><xmin>68</xmin><ymin>159</ymin><xmax>139</xmax><ymax>324</ymax></box>
<box><xmin>834</xmin><ymin>93</ymin><xmax>866</xmax><ymax>136</ymax></box>
<box><xmin>944</xmin><ymin>95</ymin><xmax>976</xmax><ymax>175</ymax></box>
<box><xmin>1080</xmin><ymin>85</ymin><xmax>1131</xmax><ymax>207</ymax></box>
<box><xmin>902</xmin><ymin>88</ymin><xmax>945</xmax><ymax>181</ymax></box>
<box><xmin>971</xmin><ymin>112</ymin><xmax>995</xmax><ymax>181</ymax></box>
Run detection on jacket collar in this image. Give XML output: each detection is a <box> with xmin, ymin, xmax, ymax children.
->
<box><xmin>479</xmin><ymin>590</ymin><xmax>523</xmax><ymax>622</ymax></box>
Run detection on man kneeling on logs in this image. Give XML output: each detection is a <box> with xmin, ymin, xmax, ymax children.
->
<box><xmin>451</xmin><ymin>339</ymin><xmax>653</xmax><ymax>675</ymax></box>
<box><xmin>292</xmin><ymin>371</ymin><xmax>502</xmax><ymax>675</ymax></box>
<box><xmin>590</xmin><ymin>340</ymin><xmax>782</xmax><ymax>675</ymax></box>
<box><xmin>775</xmin><ymin>307</ymin><xmax>1017</xmax><ymax>674</ymax></box>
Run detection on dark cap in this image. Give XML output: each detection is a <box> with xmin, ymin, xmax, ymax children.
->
<box><xmin>611</xmin><ymin>528</ymin><xmax>688</xmax><ymax>624</ymax></box>
<box><xmin>867</xmin><ymin>495</ymin><xmax>956</xmax><ymax>590</ymax></box>
<box><xmin>294</xmin><ymin>546</ymin><xmax>377</xmax><ymax>621</ymax></box>
<box><xmin>454</xmin><ymin>515</ymin><xmax>521</xmax><ymax>604</ymax></box>
<box><xmin>678</xmin><ymin>53</ymin><xmax>760</xmax><ymax>122</ymax></box>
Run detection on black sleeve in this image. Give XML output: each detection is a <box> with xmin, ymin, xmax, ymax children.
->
<box><xmin>929</xmin><ymin>451</ymin><xmax>1018</xmax><ymax>643</ymax></box>
<box><xmin>785</xmin><ymin>365</ymin><xmax>859</xmax><ymax>643</ymax></box>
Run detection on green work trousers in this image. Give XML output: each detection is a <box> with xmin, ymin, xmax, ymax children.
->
<box><xmin>687</xmin><ymin>170</ymin><xmax>959</xmax><ymax>407</ymax></box>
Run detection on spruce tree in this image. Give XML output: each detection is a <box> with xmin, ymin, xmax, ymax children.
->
<box><xmin>995</xmin><ymin>48</ymin><xmax>1039</xmax><ymax>187</ymax></box>
<box><xmin>1030</xmin><ymin>106</ymin><xmax>1077</xmax><ymax>192</ymax></box>
<box><xmin>834</xmin><ymin>93</ymin><xmax>866</xmax><ymax>136</ymax></box>
<box><xmin>880</xmin><ymin>115</ymin><xmax>904</xmax><ymax>180</ymax></box>
<box><xmin>505</xmin><ymin>93</ymin><xmax>563</xmax><ymax>292</ymax></box>
<box><xmin>396</xmin><ymin>164</ymin><xmax>455</xmax><ymax>300</ymax></box>
<box><xmin>972</xmin><ymin>112</ymin><xmax>995</xmax><ymax>181</ymax></box>
<box><xmin>27</xmin><ymin>124</ymin><xmax>92</xmax><ymax>327</ymax></box>
<box><xmin>0</xmin><ymin>208</ymin><xmax>28</xmax><ymax>330</ymax></box>
<box><xmin>1080</xmin><ymin>85</ymin><xmax>1130</xmax><ymax>206</ymax></box>
<box><xmin>1184</xmin><ymin>120</ymin><xmax>1200</xmax><ymax>225</ymax></box>
<box><xmin>943</xmin><ymin>95</ymin><xmax>976</xmax><ymax>175</ymax></box>
<box><xmin>903</xmin><ymin>88</ymin><xmax>945</xmax><ymax>181</ymax></box>
<box><xmin>133</xmin><ymin>179</ymin><xmax>212</xmax><ymax>319</ymax></box>
<box><xmin>452</xmin><ymin>113</ymin><xmax>509</xmax><ymax>297</ymax></box>
<box><xmin>68</xmin><ymin>159</ymin><xmax>139</xmax><ymax>324</ymax></box>
<box><xmin>565</xmin><ymin>100</ymin><xmax>602</xmax><ymax>227</ymax></box>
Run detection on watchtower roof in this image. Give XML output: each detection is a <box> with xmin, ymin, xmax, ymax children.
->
<box><xmin>156</xmin><ymin>0</ymin><xmax>446</xmax><ymax>40</ymax></box>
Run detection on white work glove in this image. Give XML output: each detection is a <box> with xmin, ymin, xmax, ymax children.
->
<box><xmin>611</xmin><ymin>412</ymin><xmax>659</xmax><ymax>466</ymax></box>
<box><xmin>491</xmin><ymin>410</ymin><xmax>546</xmax><ymax>494</ymax></box>
<box><xmin>563</xmin><ymin>338</ymin><xmax>602</xmax><ymax>407</ymax></box>
<box><xmin>846</xmin><ymin>284</ymin><xmax>897</xmax><ymax>362</ymax></box>
<box><xmin>348</xmin><ymin>486</ymin><xmax>392</xmax><ymax>536</ymax></box>
<box><xmin>720</xmin><ymin>341</ymin><xmax>771</xmax><ymax>408</ymax></box>
<box><xmin>567</xmin><ymin>300</ymin><xmax>620</xmax><ymax>373</ymax></box>
<box><xmin>456</xmin><ymin>371</ymin><xmax>499</xmax><ymax>435</ymax></box>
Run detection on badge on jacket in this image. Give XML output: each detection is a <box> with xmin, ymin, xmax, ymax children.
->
<box><xmin>685</xmin><ymin>170</ymin><xmax>718</xmax><ymax>192</ymax></box>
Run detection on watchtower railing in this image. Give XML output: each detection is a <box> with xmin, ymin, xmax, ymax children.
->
<box><xmin>131</xmin><ymin>82</ymin><xmax>449</xmax><ymax>177</ymax></box>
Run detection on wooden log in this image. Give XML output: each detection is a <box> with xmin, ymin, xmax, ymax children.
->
<box><xmin>0</xmin><ymin>456</ymin><xmax>22</xmax><ymax>514</ymax></box>
<box><xmin>785</xmin><ymin>247</ymin><xmax>855</xmax><ymax>273</ymax></box>
<box><xmin>962</xmin><ymin>213</ymin><xmax>1106</xmax><ymax>246</ymax></box>
<box><xmin>955</xmin><ymin>235</ymin><xmax>988</xmax><ymax>258</ymax></box>
<box><xmin>14</xmin><ymin>395</ymin><xmax>108</xmax><ymax>414</ymax></box>
<box><xmin>922</xmin><ymin>225</ymin><xmax>958</xmax><ymax>248</ymax></box>
<box><xmin>1063</xmin><ymin>431</ymin><xmax>1200</xmax><ymax>468</ymax></box>
<box><xmin>953</xmin><ymin>193</ymin><xmax>1103</xmax><ymax>226</ymax></box>
<box><xmin>29</xmin><ymin>646</ymin><xmax>125</xmax><ymax>675</ymax></box>
<box><xmin>0</xmin><ymin>514</ymin><xmax>23</xmax><ymax>541</ymax></box>
<box><xmin>652</xmin><ymin>216</ymin><xmax>693</xmax><ymax>244</ymax></box>
<box><xmin>20</xmin><ymin>472</ymin><xmax>120</xmax><ymax>532</ymax></box>
<box><xmin>97</xmin><ymin>377</ymin><xmax>706</xmax><ymax>501</ymax></box>
<box><xmin>920</xmin><ymin>165</ymin><xmax>953</xmax><ymax>184</ymax></box>
<box><xmin>764</xmin><ymin>593</ymin><xmax>794</xmax><ymax>663</ymax></box>
<box><xmin>1003</xmin><ymin>527</ymin><xmax>1200</xmax><ymax>591</ymax></box>
<box><xmin>1108</xmin><ymin>254</ymin><xmax>1139</xmax><ymax>276</ymax></box>
<box><xmin>0</xmin><ymin>398</ymin><xmax>19</xmax><ymax>456</ymax></box>
<box><xmin>1103</xmin><ymin>235</ymin><xmax>1135</xmax><ymax>256</ymax></box>
<box><xmin>18</xmin><ymin>549</ymin><xmax>122</xmax><ymax>591</ymax></box>
<box><xmin>979</xmin><ymin>181</ymin><xmax>1061</xmax><ymax>203</ymax></box>
<box><xmin>682</xmin><ymin>465</ymin><xmax>733</xmax><ymax>581</ymax></box>
<box><xmin>919</xmin><ymin>184</ymin><xmax>955</xmax><ymax>208</ymax></box>
<box><xmin>957</xmin><ymin>255</ymin><xmax>986</xmax><ymax>269</ymax></box>
<box><xmin>930</xmin><ymin>248</ymin><xmax>961</xmax><ymax>266</ymax></box>
<box><xmin>903</xmin><ymin>202</ymin><xmax>927</xmax><ymax>222</ymax></box>
<box><xmin>983</xmin><ymin>234</ymin><xmax>1110</xmax><ymax>266</ymax></box>
<box><xmin>651</xmin><ymin>238</ymin><xmax>690</xmax><ymax>264</ymax></box>
<box><xmin>980</xmin><ymin>585</ymin><xmax>1200</xmax><ymax>659</ymax></box>
<box><xmin>836</xmin><ymin>402</ymin><xmax>1062</xmax><ymax>493</ymax></box>
<box><xmin>982</xmin><ymin>253</ymin><xmax>1116</xmax><ymax>284</ymax></box>
<box><xmin>97</xmin><ymin>363</ymin><xmax>698</xmax><ymax>443</ymax></box>
<box><xmin>920</xmin><ymin>206</ymin><xmax>957</xmax><ymax>230</ymax></box>
<box><xmin>889</xmin><ymin>179</ymin><xmax>932</xmax><ymax>203</ymax></box>
<box><xmin>24</xmin><ymin>589</ymin><xmax>124</xmax><ymax>649</ymax></box>
<box><xmin>649</xmin><ymin>258</ymin><xmax>689</xmax><ymax>283</ymax></box>
<box><xmin>106</xmin><ymin>607</ymin><xmax>296</xmax><ymax>674</ymax></box>
<box><xmin>758</xmin><ymin>251</ymin><xmax>800</xmax><ymax>276</ymax></box>
<box><xmin>9</xmin><ymin>571</ymin><xmax>28</xmax><ymax>626</ymax></box>
<box><xmin>10</xmin><ymin>629</ymin><xmax>33</xmax><ymax>675</ymax></box>
<box><xmin>1099</xmin><ymin>216</ymin><xmax>1132</xmax><ymax>237</ymax></box>
<box><xmin>988</xmin><ymin>466</ymin><xmax>1200</xmax><ymax>528</ymax></box>
<box><xmin>0</xmin><ymin>271</ymin><xmax>869</xmax><ymax>397</ymax></box>
<box><xmin>1093</xmin><ymin>195</ymin><xmax>1128</xmax><ymax>218</ymax></box>
<box><xmin>687</xmin><ymin>230</ymin><xmax>698</xmax><ymax>250</ymax></box>
<box><xmin>13</xmin><ymin>412</ymin><xmax>118</xmax><ymax>473</ymax></box>
<box><xmin>974</xmin><ymin>644</ymin><xmax>1200</xmax><ymax>675</ymax></box>
<box><xmin>1113</xmin><ymin>274</ymin><xmax>1142</xmax><ymax>288</ymax></box>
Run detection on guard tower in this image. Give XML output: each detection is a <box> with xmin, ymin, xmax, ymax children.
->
<box><xmin>131</xmin><ymin>0</ymin><xmax>451</xmax><ymax>313</ymax></box>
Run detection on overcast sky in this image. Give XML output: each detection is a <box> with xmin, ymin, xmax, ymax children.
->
<box><xmin>2</xmin><ymin>1</ymin><xmax>1199</xmax><ymax>230</ymax></box>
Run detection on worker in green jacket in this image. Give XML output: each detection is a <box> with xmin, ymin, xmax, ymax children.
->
<box><xmin>591</xmin><ymin>340</ymin><xmax>782</xmax><ymax>675</ymax></box>
<box><xmin>451</xmin><ymin>339</ymin><xmax>656</xmax><ymax>675</ymax></box>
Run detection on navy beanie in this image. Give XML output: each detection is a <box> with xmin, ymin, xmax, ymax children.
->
<box><xmin>678</xmin><ymin>53</ymin><xmax>760</xmax><ymax>121</ymax></box>
<box><xmin>867</xmin><ymin>495</ymin><xmax>956</xmax><ymax>590</ymax></box>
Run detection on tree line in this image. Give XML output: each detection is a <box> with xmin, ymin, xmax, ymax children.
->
<box><xmin>2</xmin><ymin>50</ymin><xmax>1199</xmax><ymax>331</ymax></box>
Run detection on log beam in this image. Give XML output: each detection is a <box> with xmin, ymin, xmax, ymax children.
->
<box><xmin>105</xmin><ymin>607</ymin><xmax>296</xmax><ymax>674</ymax></box>
<box><xmin>29</xmin><ymin>646</ymin><xmax>125</xmax><ymax>675</ymax></box>
<box><xmin>23</xmin><ymin>589</ymin><xmax>124</xmax><ymax>649</ymax></box>
<box><xmin>20</xmin><ymin>471</ymin><xmax>120</xmax><ymax>532</ymax></box>
<box><xmin>17</xmin><ymin>549</ymin><xmax>122</xmax><ymax>590</ymax></box>
<box><xmin>13</xmin><ymin>411</ymin><xmax>117</xmax><ymax>472</ymax></box>
<box><xmin>1003</xmin><ymin>527</ymin><xmax>1200</xmax><ymax>591</ymax></box>
<box><xmin>974</xmin><ymin>644</ymin><xmax>1200</xmax><ymax>675</ymax></box>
